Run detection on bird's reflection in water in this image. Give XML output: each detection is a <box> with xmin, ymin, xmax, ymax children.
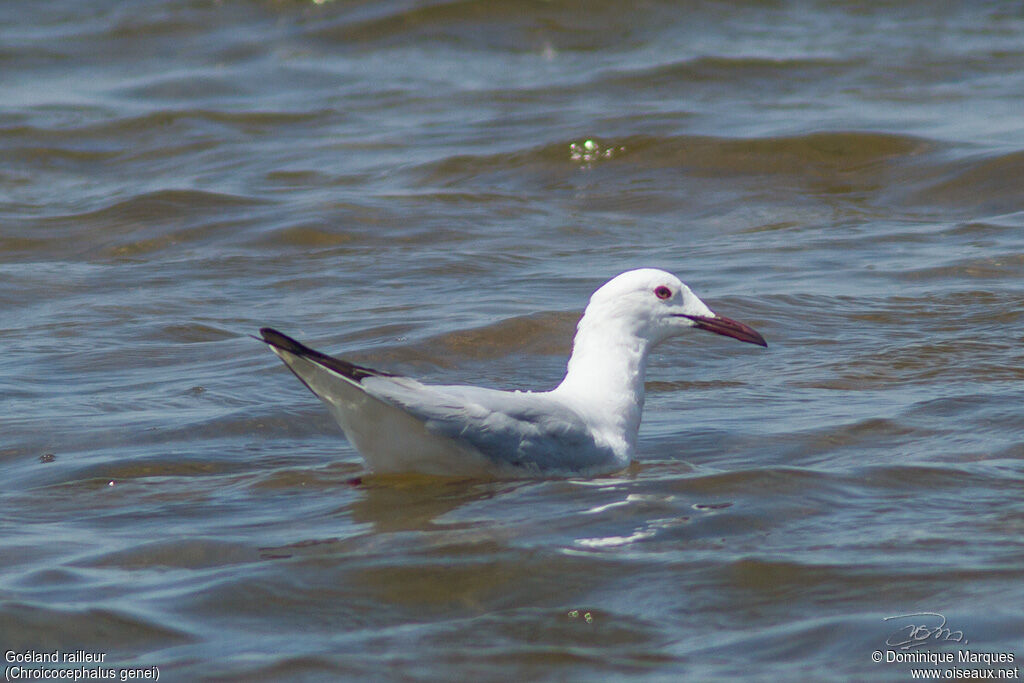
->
<box><xmin>258</xmin><ymin>473</ymin><xmax>527</xmax><ymax>561</ymax></box>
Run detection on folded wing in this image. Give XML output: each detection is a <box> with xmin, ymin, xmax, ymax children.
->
<box><xmin>259</xmin><ymin>328</ymin><xmax>619</xmax><ymax>476</ymax></box>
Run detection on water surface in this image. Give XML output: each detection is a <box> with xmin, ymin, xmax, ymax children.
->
<box><xmin>2</xmin><ymin>1</ymin><xmax>1023</xmax><ymax>680</ymax></box>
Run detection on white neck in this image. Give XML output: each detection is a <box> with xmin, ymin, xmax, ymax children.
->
<box><xmin>551</xmin><ymin>316</ymin><xmax>652</xmax><ymax>455</ymax></box>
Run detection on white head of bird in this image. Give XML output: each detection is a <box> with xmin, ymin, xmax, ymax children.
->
<box><xmin>553</xmin><ymin>268</ymin><xmax>765</xmax><ymax>439</ymax></box>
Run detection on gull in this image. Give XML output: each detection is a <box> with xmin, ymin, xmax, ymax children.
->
<box><xmin>259</xmin><ymin>268</ymin><xmax>766</xmax><ymax>477</ymax></box>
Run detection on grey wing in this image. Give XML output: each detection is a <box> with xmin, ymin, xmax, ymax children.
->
<box><xmin>260</xmin><ymin>327</ymin><xmax>619</xmax><ymax>475</ymax></box>
<box><xmin>362</xmin><ymin>379</ymin><xmax>616</xmax><ymax>474</ymax></box>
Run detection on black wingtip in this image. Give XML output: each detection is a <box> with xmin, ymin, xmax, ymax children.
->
<box><xmin>259</xmin><ymin>327</ymin><xmax>306</xmax><ymax>354</ymax></box>
<box><xmin>258</xmin><ymin>327</ymin><xmax>393</xmax><ymax>382</ymax></box>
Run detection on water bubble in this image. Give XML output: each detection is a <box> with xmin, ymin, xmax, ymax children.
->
<box><xmin>569</xmin><ymin>139</ymin><xmax>623</xmax><ymax>166</ymax></box>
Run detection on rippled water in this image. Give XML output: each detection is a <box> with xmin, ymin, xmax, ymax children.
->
<box><xmin>3</xmin><ymin>1</ymin><xmax>1024</xmax><ymax>680</ymax></box>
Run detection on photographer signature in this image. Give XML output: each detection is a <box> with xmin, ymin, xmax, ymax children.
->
<box><xmin>884</xmin><ymin>612</ymin><xmax>968</xmax><ymax>649</ymax></box>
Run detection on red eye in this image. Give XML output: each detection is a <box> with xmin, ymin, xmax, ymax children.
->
<box><xmin>654</xmin><ymin>285</ymin><xmax>672</xmax><ymax>300</ymax></box>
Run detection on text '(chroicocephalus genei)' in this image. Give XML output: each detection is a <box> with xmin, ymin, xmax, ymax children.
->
<box><xmin>260</xmin><ymin>268</ymin><xmax>766</xmax><ymax>477</ymax></box>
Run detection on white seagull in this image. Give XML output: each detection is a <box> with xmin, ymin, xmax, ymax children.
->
<box><xmin>260</xmin><ymin>268</ymin><xmax>766</xmax><ymax>477</ymax></box>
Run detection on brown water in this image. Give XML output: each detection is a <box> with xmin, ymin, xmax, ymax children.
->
<box><xmin>3</xmin><ymin>1</ymin><xmax>1024</xmax><ymax>680</ymax></box>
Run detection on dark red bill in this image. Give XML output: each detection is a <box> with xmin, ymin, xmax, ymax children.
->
<box><xmin>676</xmin><ymin>314</ymin><xmax>768</xmax><ymax>347</ymax></box>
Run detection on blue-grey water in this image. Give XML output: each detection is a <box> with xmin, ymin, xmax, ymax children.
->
<box><xmin>3</xmin><ymin>1</ymin><xmax>1024</xmax><ymax>681</ymax></box>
